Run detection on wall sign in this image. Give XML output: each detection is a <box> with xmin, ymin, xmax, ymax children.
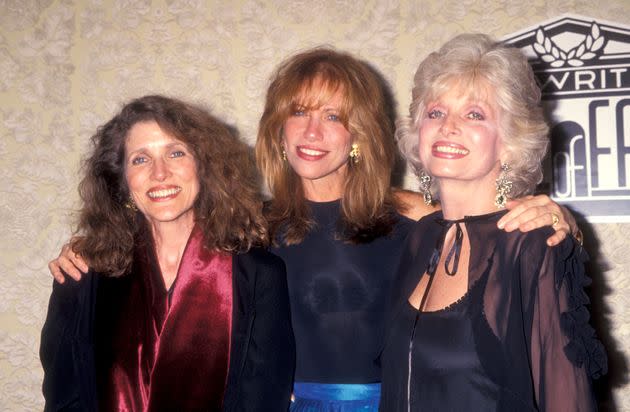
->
<box><xmin>504</xmin><ymin>14</ymin><xmax>630</xmax><ymax>222</ymax></box>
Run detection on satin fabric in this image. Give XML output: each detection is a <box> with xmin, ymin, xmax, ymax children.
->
<box><xmin>291</xmin><ymin>383</ymin><xmax>381</xmax><ymax>411</ymax></box>
<box><xmin>95</xmin><ymin>226</ymin><xmax>233</xmax><ymax>411</ymax></box>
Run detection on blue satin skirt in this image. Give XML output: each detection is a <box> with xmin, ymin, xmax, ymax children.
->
<box><xmin>290</xmin><ymin>382</ymin><xmax>381</xmax><ymax>411</ymax></box>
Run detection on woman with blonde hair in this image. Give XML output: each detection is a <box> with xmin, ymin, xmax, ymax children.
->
<box><xmin>379</xmin><ymin>34</ymin><xmax>606</xmax><ymax>411</ymax></box>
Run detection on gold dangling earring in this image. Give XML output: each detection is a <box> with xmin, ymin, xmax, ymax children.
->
<box><xmin>419</xmin><ymin>169</ymin><xmax>433</xmax><ymax>206</ymax></box>
<box><xmin>494</xmin><ymin>163</ymin><xmax>512</xmax><ymax>209</ymax></box>
<box><xmin>281</xmin><ymin>148</ymin><xmax>287</xmax><ymax>161</ymax></box>
<box><xmin>125</xmin><ymin>196</ymin><xmax>138</xmax><ymax>212</ymax></box>
<box><xmin>349</xmin><ymin>143</ymin><xmax>360</xmax><ymax>164</ymax></box>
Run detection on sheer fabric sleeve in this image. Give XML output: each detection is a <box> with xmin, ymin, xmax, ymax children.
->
<box><xmin>526</xmin><ymin>235</ymin><xmax>606</xmax><ymax>411</ymax></box>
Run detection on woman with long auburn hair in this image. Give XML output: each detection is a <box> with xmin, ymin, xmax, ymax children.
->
<box><xmin>256</xmin><ymin>49</ymin><xmax>419</xmax><ymax>411</ymax></box>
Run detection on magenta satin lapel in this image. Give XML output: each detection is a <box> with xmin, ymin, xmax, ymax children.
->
<box><xmin>99</xmin><ymin>226</ymin><xmax>234</xmax><ymax>411</ymax></box>
<box><xmin>148</xmin><ymin>226</ymin><xmax>233</xmax><ymax>410</ymax></box>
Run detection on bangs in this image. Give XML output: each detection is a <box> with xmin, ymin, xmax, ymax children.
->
<box><xmin>288</xmin><ymin>72</ymin><xmax>351</xmax><ymax>125</ymax></box>
<box><xmin>426</xmin><ymin>73</ymin><xmax>494</xmax><ymax>106</ymax></box>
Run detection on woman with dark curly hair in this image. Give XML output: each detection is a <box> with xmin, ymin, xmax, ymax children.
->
<box><xmin>40</xmin><ymin>95</ymin><xmax>294</xmax><ymax>411</ymax></box>
<box><xmin>379</xmin><ymin>34</ymin><xmax>606</xmax><ymax>411</ymax></box>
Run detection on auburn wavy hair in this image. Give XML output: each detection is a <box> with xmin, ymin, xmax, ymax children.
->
<box><xmin>256</xmin><ymin>47</ymin><xmax>399</xmax><ymax>245</ymax></box>
<box><xmin>72</xmin><ymin>95</ymin><xmax>267</xmax><ymax>276</ymax></box>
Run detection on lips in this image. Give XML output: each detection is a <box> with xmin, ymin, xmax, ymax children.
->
<box><xmin>432</xmin><ymin>142</ymin><xmax>469</xmax><ymax>159</ymax></box>
<box><xmin>147</xmin><ymin>186</ymin><xmax>182</xmax><ymax>201</ymax></box>
<box><xmin>296</xmin><ymin>145</ymin><xmax>328</xmax><ymax>160</ymax></box>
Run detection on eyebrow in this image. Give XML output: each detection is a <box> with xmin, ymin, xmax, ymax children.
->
<box><xmin>126</xmin><ymin>141</ymin><xmax>188</xmax><ymax>156</ymax></box>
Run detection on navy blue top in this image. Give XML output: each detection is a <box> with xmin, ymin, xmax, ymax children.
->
<box><xmin>272</xmin><ymin>200</ymin><xmax>414</xmax><ymax>383</ymax></box>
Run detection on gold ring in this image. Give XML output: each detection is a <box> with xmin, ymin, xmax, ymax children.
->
<box><xmin>551</xmin><ymin>213</ymin><xmax>560</xmax><ymax>227</ymax></box>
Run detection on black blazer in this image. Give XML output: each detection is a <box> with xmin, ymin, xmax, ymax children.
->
<box><xmin>40</xmin><ymin>248</ymin><xmax>295</xmax><ymax>411</ymax></box>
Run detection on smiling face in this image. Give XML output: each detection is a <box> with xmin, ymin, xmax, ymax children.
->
<box><xmin>124</xmin><ymin>120</ymin><xmax>200</xmax><ymax>231</ymax></box>
<box><xmin>419</xmin><ymin>81</ymin><xmax>505</xmax><ymax>195</ymax></box>
<box><xmin>282</xmin><ymin>82</ymin><xmax>353</xmax><ymax>200</ymax></box>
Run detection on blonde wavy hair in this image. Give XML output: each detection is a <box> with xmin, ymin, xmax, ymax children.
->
<box><xmin>256</xmin><ymin>47</ymin><xmax>398</xmax><ymax>245</ymax></box>
<box><xmin>73</xmin><ymin>95</ymin><xmax>268</xmax><ymax>277</ymax></box>
<box><xmin>397</xmin><ymin>33</ymin><xmax>549</xmax><ymax>199</ymax></box>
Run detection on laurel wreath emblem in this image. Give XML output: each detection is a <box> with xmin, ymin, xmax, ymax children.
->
<box><xmin>533</xmin><ymin>23</ymin><xmax>606</xmax><ymax>67</ymax></box>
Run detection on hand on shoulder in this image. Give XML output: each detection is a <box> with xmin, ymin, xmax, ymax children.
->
<box><xmin>497</xmin><ymin>195</ymin><xmax>578</xmax><ymax>247</ymax></box>
<box><xmin>48</xmin><ymin>238</ymin><xmax>89</xmax><ymax>284</ymax></box>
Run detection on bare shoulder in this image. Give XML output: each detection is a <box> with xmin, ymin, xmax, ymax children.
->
<box><xmin>393</xmin><ymin>189</ymin><xmax>439</xmax><ymax>221</ymax></box>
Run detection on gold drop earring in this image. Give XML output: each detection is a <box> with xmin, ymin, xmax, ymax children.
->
<box><xmin>125</xmin><ymin>196</ymin><xmax>138</xmax><ymax>212</ymax></box>
<box><xmin>349</xmin><ymin>143</ymin><xmax>360</xmax><ymax>164</ymax></box>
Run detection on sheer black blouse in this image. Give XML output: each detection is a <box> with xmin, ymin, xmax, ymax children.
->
<box><xmin>272</xmin><ymin>200</ymin><xmax>414</xmax><ymax>383</ymax></box>
<box><xmin>379</xmin><ymin>211</ymin><xmax>606</xmax><ymax>411</ymax></box>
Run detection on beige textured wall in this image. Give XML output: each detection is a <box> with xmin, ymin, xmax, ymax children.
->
<box><xmin>1</xmin><ymin>1</ymin><xmax>628</xmax><ymax>410</ymax></box>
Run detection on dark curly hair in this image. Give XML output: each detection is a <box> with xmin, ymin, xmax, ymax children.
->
<box><xmin>72</xmin><ymin>95</ymin><xmax>267</xmax><ymax>276</ymax></box>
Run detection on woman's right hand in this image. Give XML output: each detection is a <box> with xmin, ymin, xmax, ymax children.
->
<box><xmin>47</xmin><ymin>241</ymin><xmax>88</xmax><ymax>283</ymax></box>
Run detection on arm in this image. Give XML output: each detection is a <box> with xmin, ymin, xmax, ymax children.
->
<box><xmin>237</xmin><ymin>251</ymin><xmax>295</xmax><ymax>411</ymax></box>
<box><xmin>393</xmin><ymin>189</ymin><xmax>438</xmax><ymax>220</ymax></box>
<box><xmin>395</xmin><ymin>190</ymin><xmax>575</xmax><ymax>246</ymax></box>
<box><xmin>498</xmin><ymin>194</ymin><xmax>579</xmax><ymax>246</ymax></box>
<box><xmin>48</xmin><ymin>239</ymin><xmax>89</xmax><ymax>283</ymax></box>
<box><xmin>41</xmin><ymin>273</ymin><xmax>98</xmax><ymax>411</ymax></box>
<box><xmin>526</xmin><ymin>236</ymin><xmax>605</xmax><ymax>411</ymax></box>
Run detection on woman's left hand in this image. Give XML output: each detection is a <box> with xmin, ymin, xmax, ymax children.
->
<box><xmin>497</xmin><ymin>195</ymin><xmax>578</xmax><ymax>246</ymax></box>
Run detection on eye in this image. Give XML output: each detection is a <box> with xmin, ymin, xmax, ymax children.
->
<box><xmin>326</xmin><ymin>113</ymin><xmax>341</xmax><ymax>122</ymax></box>
<box><xmin>170</xmin><ymin>150</ymin><xmax>186</xmax><ymax>158</ymax></box>
<box><xmin>427</xmin><ymin>109</ymin><xmax>444</xmax><ymax>119</ymax></box>
<box><xmin>131</xmin><ymin>156</ymin><xmax>147</xmax><ymax>166</ymax></box>
<box><xmin>291</xmin><ymin>106</ymin><xmax>306</xmax><ymax>116</ymax></box>
<box><xmin>466</xmin><ymin>111</ymin><xmax>484</xmax><ymax>121</ymax></box>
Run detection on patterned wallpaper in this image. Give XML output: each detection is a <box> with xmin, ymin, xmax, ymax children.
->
<box><xmin>1</xmin><ymin>1</ymin><xmax>628</xmax><ymax>410</ymax></box>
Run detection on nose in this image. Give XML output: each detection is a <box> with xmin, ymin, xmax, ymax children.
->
<box><xmin>439</xmin><ymin>114</ymin><xmax>459</xmax><ymax>136</ymax></box>
<box><xmin>305</xmin><ymin>116</ymin><xmax>323</xmax><ymax>141</ymax></box>
<box><xmin>151</xmin><ymin>158</ymin><xmax>170</xmax><ymax>181</ymax></box>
